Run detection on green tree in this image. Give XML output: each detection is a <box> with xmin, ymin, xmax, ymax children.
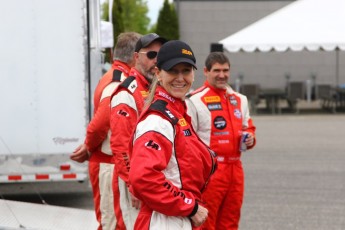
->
<box><xmin>100</xmin><ymin>0</ymin><xmax>125</xmax><ymax>63</ymax></box>
<box><xmin>101</xmin><ymin>0</ymin><xmax>151</xmax><ymax>39</ymax></box>
<box><xmin>112</xmin><ymin>0</ymin><xmax>125</xmax><ymax>44</ymax></box>
<box><xmin>100</xmin><ymin>0</ymin><xmax>151</xmax><ymax>62</ymax></box>
<box><xmin>101</xmin><ymin>1</ymin><xmax>109</xmax><ymax>20</ymax></box>
<box><xmin>120</xmin><ymin>0</ymin><xmax>149</xmax><ymax>34</ymax></box>
<box><xmin>155</xmin><ymin>0</ymin><xmax>179</xmax><ymax>40</ymax></box>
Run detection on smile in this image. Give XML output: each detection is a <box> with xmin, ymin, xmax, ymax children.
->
<box><xmin>172</xmin><ymin>84</ymin><xmax>186</xmax><ymax>88</ymax></box>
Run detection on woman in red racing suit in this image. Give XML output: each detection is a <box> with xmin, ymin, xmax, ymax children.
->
<box><xmin>129</xmin><ymin>40</ymin><xmax>217</xmax><ymax>230</ymax></box>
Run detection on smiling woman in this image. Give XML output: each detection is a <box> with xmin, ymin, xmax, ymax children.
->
<box><xmin>128</xmin><ymin>40</ymin><xmax>217</xmax><ymax>230</ymax></box>
<box><xmin>155</xmin><ymin>41</ymin><xmax>197</xmax><ymax>100</ymax></box>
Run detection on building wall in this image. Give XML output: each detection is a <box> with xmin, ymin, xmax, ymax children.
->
<box><xmin>175</xmin><ymin>0</ymin><xmax>345</xmax><ymax>90</ymax></box>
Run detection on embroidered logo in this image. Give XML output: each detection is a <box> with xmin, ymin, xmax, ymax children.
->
<box><xmin>145</xmin><ymin>140</ymin><xmax>161</xmax><ymax>150</ymax></box>
<box><xmin>182</xmin><ymin>49</ymin><xmax>193</xmax><ymax>56</ymax></box>
<box><xmin>207</xmin><ymin>103</ymin><xmax>222</xmax><ymax>111</ymax></box>
<box><xmin>159</xmin><ymin>91</ymin><xmax>175</xmax><ymax>102</ymax></box>
<box><xmin>234</xmin><ymin>109</ymin><xmax>242</xmax><ymax>119</ymax></box>
<box><xmin>230</xmin><ymin>96</ymin><xmax>238</xmax><ymax>106</ymax></box>
<box><xmin>140</xmin><ymin>90</ymin><xmax>149</xmax><ymax>97</ymax></box>
<box><xmin>183</xmin><ymin>129</ymin><xmax>192</xmax><ymax>136</ymax></box>
<box><xmin>178</xmin><ymin>118</ymin><xmax>187</xmax><ymax>126</ymax></box>
<box><xmin>205</xmin><ymin>96</ymin><xmax>221</xmax><ymax>103</ymax></box>
<box><xmin>117</xmin><ymin>109</ymin><xmax>129</xmax><ymax>117</ymax></box>
<box><xmin>213</xmin><ymin>116</ymin><xmax>227</xmax><ymax>130</ymax></box>
<box><xmin>165</xmin><ymin>110</ymin><xmax>175</xmax><ymax>119</ymax></box>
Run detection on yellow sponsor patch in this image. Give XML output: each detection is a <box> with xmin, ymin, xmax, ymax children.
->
<box><xmin>178</xmin><ymin>118</ymin><xmax>187</xmax><ymax>127</ymax></box>
<box><xmin>204</xmin><ymin>96</ymin><xmax>221</xmax><ymax>102</ymax></box>
<box><xmin>182</xmin><ymin>49</ymin><xmax>193</xmax><ymax>56</ymax></box>
<box><xmin>140</xmin><ymin>90</ymin><xmax>149</xmax><ymax>97</ymax></box>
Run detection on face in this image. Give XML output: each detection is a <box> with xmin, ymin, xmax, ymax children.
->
<box><xmin>204</xmin><ymin>62</ymin><xmax>230</xmax><ymax>89</ymax></box>
<box><xmin>135</xmin><ymin>41</ymin><xmax>163</xmax><ymax>80</ymax></box>
<box><xmin>157</xmin><ymin>63</ymin><xmax>194</xmax><ymax>100</ymax></box>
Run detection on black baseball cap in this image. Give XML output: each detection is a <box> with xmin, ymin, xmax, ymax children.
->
<box><xmin>134</xmin><ymin>33</ymin><xmax>167</xmax><ymax>52</ymax></box>
<box><xmin>157</xmin><ymin>40</ymin><xmax>197</xmax><ymax>71</ymax></box>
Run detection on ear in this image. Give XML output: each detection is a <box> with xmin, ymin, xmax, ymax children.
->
<box><xmin>156</xmin><ymin>68</ymin><xmax>163</xmax><ymax>82</ymax></box>
<box><xmin>134</xmin><ymin>52</ymin><xmax>139</xmax><ymax>61</ymax></box>
<box><xmin>203</xmin><ymin>66</ymin><xmax>208</xmax><ymax>76</ymax></box>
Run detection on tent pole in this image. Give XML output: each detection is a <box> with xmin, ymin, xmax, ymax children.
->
<box><xmin>336</xmin><ymin>48</ymin><xmax>339</xmax><ymax>86</ymax></box>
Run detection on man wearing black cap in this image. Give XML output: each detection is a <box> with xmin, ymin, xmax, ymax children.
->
<box><xmin>109</xmin><ymin>33</ymin><xmax>166</xmax><ymax>230</ymax></box>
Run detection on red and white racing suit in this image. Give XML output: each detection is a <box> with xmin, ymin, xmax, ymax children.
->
<box><xmin>110</xmin><ymin>68</ymin><xmax>149</xmax><ymax>230</ymax></box>
<box><xmin>85</xmin><ymin>60</ymin><xmax>130</xmax><ymax>230</ymax></box>
<box><xmin>129</xmin><ymin>87</ymin><xmax>217</xmax><ymax>230</ymax></box>
<box><xmin>186</xmin><ymin>82</ymin><xmax>256</xmax><ymax>230</ymax></box>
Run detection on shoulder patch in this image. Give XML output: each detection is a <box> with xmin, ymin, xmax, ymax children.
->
<box><xmin>112</xmin><ymin>69</ymin><xmax>123</xmax><ymax>82</ymax></box>
<box><xmin>149</xmin><ymin>100</ymin><xmax>178</xmax><ymax>125</ymax></box>
<box><xmin>118</xmin><ymin>76</ymin><xmax>136</xmax><ymax>93</ymax></box>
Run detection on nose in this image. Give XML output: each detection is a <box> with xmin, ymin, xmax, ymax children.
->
<box><xmin>218</xmin><ymin>70</ymin><xmax>227</xmax><ymax>78</ymax></box>
<box><xmin>175</xmin><ymin>72</ymin><xmax>184</xmax><ymax>81</ymax></box>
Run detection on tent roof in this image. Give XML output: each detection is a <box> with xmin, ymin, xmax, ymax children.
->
<box><xmin>219</xmin><ymin>0</ymin><xmax>345</xmax><ymax>52</ymax></box>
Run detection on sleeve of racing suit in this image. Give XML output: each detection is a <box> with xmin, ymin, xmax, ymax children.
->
<box><xmin>110</xmin><ymin>89</ymin><xmax>138</xmax><ymax>184</ymax></box>
<box><xmin>129</xmin><ymin>114</ymin><xmax>197</xmax><ymax>217</ymax></box>
<box><xmin>85</xmin><ymin>82</ymin><xmax>119</xmax><ymax>152</ymax></box>
<box><xmin>241</xmin><ymin>95</ymin><xmax>257</xmax><ymax>149</ymax></box>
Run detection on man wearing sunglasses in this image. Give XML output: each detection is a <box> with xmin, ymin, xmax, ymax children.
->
<box><xmin>110</xmin><ymin>33</ymin><xmax>167</xmax><ymax>230</ymax></box>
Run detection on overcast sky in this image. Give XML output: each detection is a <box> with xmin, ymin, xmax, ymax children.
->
<box><xmin>101</xmin><ymin>0</ymin><xmax>172</xmax><ymax>26</ymax></box>
<box><xmin>147</xmin><ymin>0</ymin><xmax>173</xmax><ymax>25</ymax></box>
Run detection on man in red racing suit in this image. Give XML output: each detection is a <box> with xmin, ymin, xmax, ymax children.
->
<box><xmin>70</xmin><ymin>32</ymin><xmax>141</xmax><ymax>230</ymax></box>
<box><xmin>109</xmin><ymin>33</ymin><xmax>166</xmax><ymax>230</ymax></box>
<box><xmin>186</xmin><ymin>52</ymin><xmax>256</xmax><ymax>230</ymax></box>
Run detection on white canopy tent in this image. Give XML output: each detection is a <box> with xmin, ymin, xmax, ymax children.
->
<box><xmin>219</xmin><ymin>0</ymin><xmax>345</xmax><ymax>85</ymax></box>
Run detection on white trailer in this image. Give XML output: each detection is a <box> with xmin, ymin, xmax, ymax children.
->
<box><xmin>0</xmin><ymin>0</ymin><xmax>104</xmax><ymax>188</ymax></box>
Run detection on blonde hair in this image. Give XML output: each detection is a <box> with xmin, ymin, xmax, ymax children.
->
<box><xmin>144</xmin><ymin>74</ymin><xmax>160</xmax><ymax>110</ymax></box>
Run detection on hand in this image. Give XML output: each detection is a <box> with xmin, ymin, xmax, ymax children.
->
<box><xmin>245</xmin><ymin>133</ymin><xmax>255</xmax><ymax>147</ymax></box>
<box><xmin>191</xmin><ymin>204</ymin><xmax>208</xmax><ymax>227</ymax></box>
<box><xmin>130</xmin><ymin>193</ymin><xmax>141</xmax><ymax>209</ymax></box>
<box><xmin>70</xmin><ymin>144</ymin><xmax>90</xmax><ymax>163</ymax></box>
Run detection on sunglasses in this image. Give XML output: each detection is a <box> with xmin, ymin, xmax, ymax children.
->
<box><xmin>139</xmin><ymin>51</ymin><xmax>158</xmax><ymax>60</ymax></box>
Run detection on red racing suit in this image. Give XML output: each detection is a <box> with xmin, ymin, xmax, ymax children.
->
<box><xmin>129</xmin><ymin>86</ymin><xmax>217</xmax><ymax>230</ymax></box>
<box><xmin>85</xmin><ymin>60</ymin><xmax>130</xmax><ymax>230</ymax></box>
<box><xmin>110</xmin><ymin>68</ymin><xmax>149</xmax><ymax>230</ymax></box>
<box><xmin>186</xmin><ymin>82</ymin><xmax>256</xmax><ymax>230</ymax></box>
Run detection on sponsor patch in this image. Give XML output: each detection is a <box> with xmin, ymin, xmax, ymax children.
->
<box><xmin>145</xmin><ymin>140</ymin><xmax>161</xmax><ymax>150</ymax></box>
<box><xmin>207</xmin><ymin>103</ymin><xmax>222</xmax><ymax>111</ymax></box>
<box><xmin>230</xmin><ymin>96</ymin><xmax>238</xmax><ymax>106</ymax></box>
<box><xmin>234</xmin><ymin>109</ymin><xmax>242</xmax><ymax>119</ymax></box>
<box><xmin>159</xmin><ymin>91</ymin><xmax>175</xmax><ymax>102</ymax></box>
<box><xmin>178</xmin><ymin>118</ymin><xmax>187</xmax><ymax>126</ymax></box>
<box><xmin>184</xmin><ymin>198</ymin><xmax>192</xmax><ymax>204</ymax></box>
<box><xmin>204</xmin><ymin>96</ymin><xmax>221</xmax><ymax>103</ymax></box>
<box><xmin>165</xmin><ymin>110</ymin><xmax>175</xmax><ymax>119</ymax></box>
<box><xmin>183</xmin><ymin>129</ymin><xmax>192</xmax><ymax>136</ymax></box>
<box><xmin>117</xmin><ymin>109</ymin><xmax>129</xmax><ymax>117</ymax></box>
<box><xmin>140</xmin><ymin>90</ymin><xmax>149</xmax><ymax>97</ymax></box>
<box><xmin>213</xmin><ymin>116</ymin><xmax>227</xmax><ymax>130</ymax></box>
<box><xmin>128</xmin><ymin>81</ymin><xmax>137</xmax><ymax>92</ymax></box>
<box><xmin>218</xmin><ymin>140</ymin><xmax>230</xmax><ymax>144</ymax></box>
<box><xmin>213</xmin><ymin>131</ymin><xmax>230</xmax><ymax>136</ymax></box>
<box><xmin>182</xmin><ymin>49</ymin><xmax>193</xmax><ymax>56</ymax></box>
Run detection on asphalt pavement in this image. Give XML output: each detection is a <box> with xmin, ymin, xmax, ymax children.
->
<box><xmin>239</xmin><ymin>114</ymin><xmax>345</xmax><ymax>230</ymax></box>
<box><xmin>2</xmin><ymin>114</ymin><xmax>344</xmax><ymax>229</ymax></box>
